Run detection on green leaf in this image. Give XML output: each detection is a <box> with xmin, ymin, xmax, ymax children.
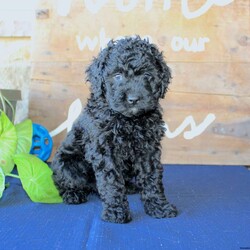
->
<box><xmin>0</xmin><ymin>112</ymin><xmax>17</xmax><ymax>174</ymax></box>
<box><xmin>15</xmin><ymin>119</ymin><xmax>33</xmax><ymax>154</ymax></box>
<box><xmin>14</xmin><ymin>153</ymin><xmax>62</xmax><ymax>203</ymax></box>
<box><xmin>0</xmin><ymin>167</ymin><xmax>5</xmax><ymax>199</ymax></box>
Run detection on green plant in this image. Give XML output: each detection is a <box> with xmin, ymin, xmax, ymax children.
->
<box><xmin>0</xmin><ymin>90</ymin><xmax>15</xmax><ymax>123</ymax></box>
<box><xmin>0</xmin><ymin>111</ymin><xmax>62</xmax><ymax>203</ymax></box>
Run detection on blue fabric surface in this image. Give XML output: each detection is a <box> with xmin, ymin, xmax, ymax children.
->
<box><xmin>1</xmin><ymin>165</ymin><xmax>250</xmax><ymax>250</ymax></box>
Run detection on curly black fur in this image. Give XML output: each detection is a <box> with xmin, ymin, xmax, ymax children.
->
<box><xmin>51</xmin><ymin>36</ymin><xmax>177</xmax><ymax>223</ymax></box>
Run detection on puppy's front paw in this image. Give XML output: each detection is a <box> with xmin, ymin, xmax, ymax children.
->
<box><xmin>144</xmin><ymin>200</ymin><xmax>178</xmax><ymax>218</ymax></box>
<box><xmin>101</xmin><ymin>205</ymin><xmax>132</xmax><ymax>223</ymax></box>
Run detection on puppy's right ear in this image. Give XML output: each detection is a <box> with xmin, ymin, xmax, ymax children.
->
<box><xmin>85</xmin><ymin>41</ymin><xmax>113</xmax><ymax>98</ymax></box>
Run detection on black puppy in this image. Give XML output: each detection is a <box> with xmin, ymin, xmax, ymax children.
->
<box><xmin>51</xmin><ymin>36</ymin><xmax>177</xmax><ymax>223</ymax></box>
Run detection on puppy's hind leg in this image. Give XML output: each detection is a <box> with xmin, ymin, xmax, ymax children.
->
<box><xmin>52</xmin><ymin>157</ymin><xmax>93</xmax><ymax>204</ymax></box>
<box><xmin>51</xmin><ymin>131</ymin><xmax>94</xmax><ymax>204</ymax></box>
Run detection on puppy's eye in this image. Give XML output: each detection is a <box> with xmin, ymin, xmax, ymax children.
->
<box><xmin>144</xmin><ymin>72</ymin><xmax>152</xmax><ymax>77</ymax></box>
<box><xmin>113</xmin><ymin>73</ymin><xmax>123</xmax><ymax>82</ymax></box>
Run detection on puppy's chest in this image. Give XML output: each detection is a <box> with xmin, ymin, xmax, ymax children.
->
<box><xmin>111</xmin><ymin>119</ymin><xmax>163</xmax><ymax>160</ymax></box>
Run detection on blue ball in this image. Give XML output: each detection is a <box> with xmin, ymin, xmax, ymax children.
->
<box><xmin>30</xmin><ymin>123</ymin><xmax>53</xmax><ymax>161</ymax></box>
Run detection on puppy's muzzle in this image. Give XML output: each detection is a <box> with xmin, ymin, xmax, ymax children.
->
<box><xmin>127</xmin><ymin>94</ymin><xmax>140</xmax><ymax>105</ymax></box>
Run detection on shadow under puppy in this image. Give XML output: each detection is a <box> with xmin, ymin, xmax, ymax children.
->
<box><xmin>51</xmin><ymin>36</ymin><xmax>177</xmax><ymax>223</ymax></box>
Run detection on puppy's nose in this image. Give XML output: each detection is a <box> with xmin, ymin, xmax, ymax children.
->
<box><xmin>127</xmin><ymin>94</ymin><xmax>140</xmax><ymax>104</ymax></box>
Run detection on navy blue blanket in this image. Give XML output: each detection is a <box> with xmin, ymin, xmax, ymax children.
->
<box><xmin>1</xmin><ymin>165</ymin><xmax>250</xmax><ymax>250</ymax></box>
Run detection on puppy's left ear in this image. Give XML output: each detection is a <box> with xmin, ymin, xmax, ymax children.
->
<box><xmin>150</xmin><ymin>45</ymin><xmax>172</xmax><ymax>99</ymax></box>
<box><xmin>85</xmin><ymin>41</ymin><xmax>114</xmax><ymax>98</ymax></box>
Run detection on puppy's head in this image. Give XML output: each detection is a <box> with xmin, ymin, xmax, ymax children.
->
<box><xmin>86</xmin><ymin>36</ymin><xmax>171</xmax><ymax>117</ymax></box>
